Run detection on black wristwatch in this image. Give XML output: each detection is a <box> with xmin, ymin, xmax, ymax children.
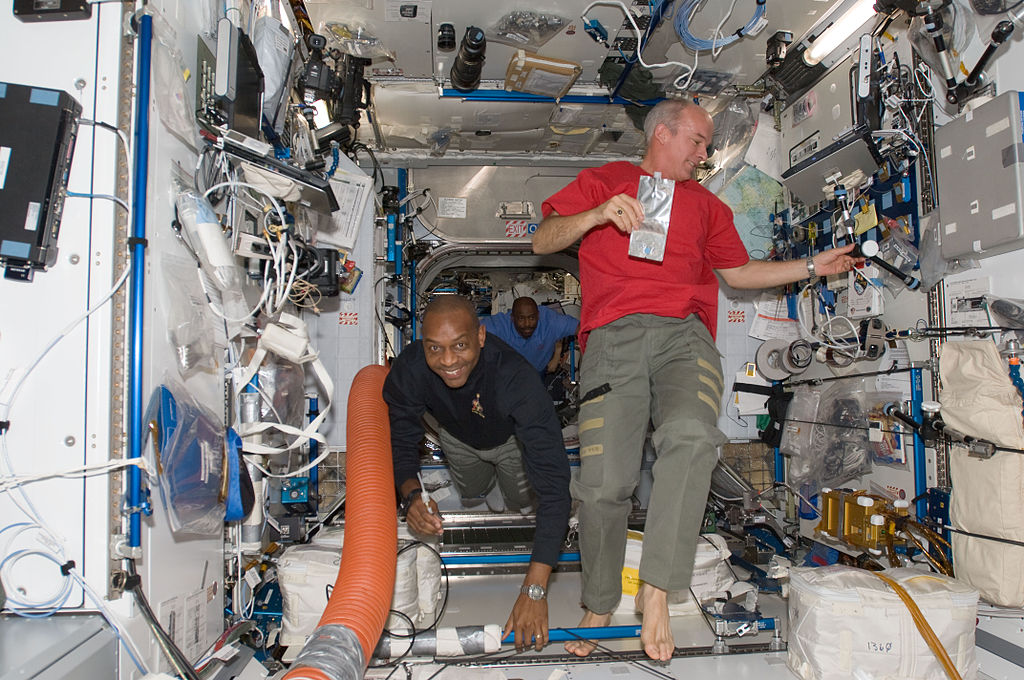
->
<box><xmin>400</xmin><ymin>488</ymin><xmax>422</xmax><ymax>516</ymax></box>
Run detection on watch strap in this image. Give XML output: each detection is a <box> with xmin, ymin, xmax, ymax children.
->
<box><xmin>400</xmin><ymin>487</ymin><xmax>422</xmax><ymax>515</ymax></box>
<box><xmin>521</xmin><ymin>583</ymin><xmax>547</xmax><ymax>600</ymax></box>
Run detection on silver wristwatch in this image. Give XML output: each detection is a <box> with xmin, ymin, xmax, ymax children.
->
<box><xmin>521</xmin><ymin>583</ymin><xmax>547</xmax><ymax>601</ymax></box>
<box><xmin>805</xmin><ymin>256</ymin><xmax>817</xmax><ymax>278</ymax></box>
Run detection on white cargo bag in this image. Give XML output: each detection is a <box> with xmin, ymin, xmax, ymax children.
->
<box><xmin>615</xmin><ymin>531</ymin><xmax>735</xmax><ymax>615</ymax></box>
<box><xmin>940</xmin><ymin>340</ymin><xmax>1024</xmax><ymax>607</ymax></box>
<box><xmin>278</xmin><ymin>544</ymin><xmax>343</xmax><ymax>648</ymax></box>
<box><xmin>788</xmin><ymin>566</ymin><xmax>978</xmax><ymax>680</ymax></box>
<box><xmin>279</xmin><ymin>528</ymin><xmax>442</xmax><ymax>650</ymax></box>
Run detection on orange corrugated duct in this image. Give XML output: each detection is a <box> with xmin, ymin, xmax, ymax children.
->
<box><xmin>284</xmin><ymin>364</ymin><xmax>396</xmax><ymax>680</ymax></box>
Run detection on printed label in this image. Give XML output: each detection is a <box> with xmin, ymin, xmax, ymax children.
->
<box><xmin>24</xmin><ymin>202</ymin><xmax>41</xmax><ymax>232</ymax></box>
<box><xmin>0</xmin><ymin>147</ymin><xmax>9</xmax><ymax>190</ymax></box>
<box><xmin>437</xmin><ymin>196</ymin><xmax>467</xmax><ymax>219</ymax></box>
<box><xmin>504</xmin><ymin>220</ymin><xmax>537</xmax><ymax>238</ymax></box>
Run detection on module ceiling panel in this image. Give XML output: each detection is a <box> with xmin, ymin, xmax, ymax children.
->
<box><xmin>305</xmin><ymin>0</ymin><xmax>840</xmax><ymax>155</ymax></box>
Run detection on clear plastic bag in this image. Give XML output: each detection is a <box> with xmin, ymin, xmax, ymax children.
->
<box><xmin>782</xmin><ymin>382</ymin><xmax>874</xmax><ymax>495</ymax></box>
<box><xmin>145</xmin><ymin>379</ymin><xmax>226</xmax><ymax>536</ymax></box>
<box><xmin>485</xmin><ymin>10</ymin><xmax>567</xmax><ymax>50</ymax></box>
<box><xmin>780</xmin><ymin>388</ymin><xmax>823</xmax><ymax>492</ymax></box>
<box><xmin>630</xmin><ymin>172</ymin><xmax>674</xmax><ymax>262</ymax></box>
<box><xmin>815</xmin><ymin>382</ymin><xmax>873</xmax><ymax>487</ymax></box>
<box><xmin>917</xmin><ymin>215</ymin><xmax>979</xmax><ymax>290</ymax></box>
<box><xmin>322</xmin><ymin>21</ymin><xmax>396</xmax><ymax>60</ymax></box>
<box><xmin>255</xmin><ymin>357</ymin><xmax>307</xmax><ymax>450</ymax></box>
<box><xmin>877</xmin><ymin>231</ymin><xmax>919</xmax><ymax>297</ymax></box>
<box><xmin>161</xmin><ymin>254</ymin><xmax>217</xmax><ymax>378</ymax></box>
<box><xmin>151</xmin><ymin>11</ymin><xmax>200</xmax><ymax>149</ymax></box>
<box><xmin>253</xmin><ymin>15</ymin><xmax>294</xmax><ymax>134</ymax></box>
<box><xmin>861</xmin><ymin>390</ymin><xmax>909</xmax><ymax>467</ymax></box>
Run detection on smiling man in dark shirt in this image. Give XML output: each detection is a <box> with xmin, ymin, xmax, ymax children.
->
<box><xmin>382</xmin><ymin>294</ymin><xmax>571</xmax><ymax>651</ymax></box>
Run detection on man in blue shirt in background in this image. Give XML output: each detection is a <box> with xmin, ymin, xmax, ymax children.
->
<box><xmin>482</xmin><ymin>297</ymin><xmax>578</xmax><ymax>375</ymax></box>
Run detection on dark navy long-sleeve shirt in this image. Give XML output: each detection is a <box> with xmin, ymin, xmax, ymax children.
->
<box><xmin>382</xmin><ymin>334</ymin><xmax>571</xmax><ymax>567</ymax></box>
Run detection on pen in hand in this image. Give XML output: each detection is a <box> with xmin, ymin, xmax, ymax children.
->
<box><xmin>417</xmin><ymin>472</ymin><xmax>434</xmax><ymax>514</ymax></box>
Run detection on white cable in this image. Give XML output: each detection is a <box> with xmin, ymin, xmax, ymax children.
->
<box><xmin>873</xmin><ymin>125</ymin><xmax>935</xmax><ymax>203</ymax></box>
<box><xmin>795</xmin><ymin>283</ymin><xmax>864</xmax><ymax>354</ymax></box>
<box><xmin>0</xmin><ymin>261</ymin><xmax>132</xmax><ymax>422</ymax></box>
<box><xmin>68</xmin><ymin>567</ymin><xmax>151</xmax><ymax>675</ymax></box>
<box><xmin>79</xmin><ymin>118</ymin><xmax>132</xmax><ymax>167</ymax></box>
<box><xmin>65</xmin><ymin>191</ymin><xmax>131</xmax><ymax>213</ymax></box>
<box><xmin>711</xmin><ymin>0</ymin><xmax>740</xmax><ymax>59</ymax></box>
<box><xmin>196</xmin><ymin>266</ymin><xmax>268</xmax><ymax>323</ymax></box>
<box><xmin>581</xmin><ymin>1</ymin><xmax>696</xmax><ymax>89</ymax></box>
<box><xmin>914</xmin><ymin>62</ymin><xmax>936</xmax><ymax>99</ymax></box>
<box><xmin>0</xmin><ymin>458</ymin><xmax>150</xmax><ymax>494</ymax></box>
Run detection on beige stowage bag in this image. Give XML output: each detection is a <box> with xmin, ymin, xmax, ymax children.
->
<box><xmin>788</xmin><ymin>566</ymin><xmax>978</xmax><ymax>680</ymax></box>
<box><xmin>940</xmin><ymin>340</ymin><xmax>1024</xmax><ymax>607</ymax></box>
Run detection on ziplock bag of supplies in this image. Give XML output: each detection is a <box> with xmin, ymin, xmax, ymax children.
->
<box><xmin>630</xmin><ymin>172</ymin><xmax>674</xmax><ymax>262</ymax></box>
<box><xmin>144</xmin><ymin>379</ymin><xmax>226</xmax><ymax>535</ymax></box>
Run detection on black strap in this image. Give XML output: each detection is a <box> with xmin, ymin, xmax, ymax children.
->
<box><xmin>732</xmin><ymin>382</ymin><xmax>775</xmax><ymax>396</ymax></box>
<box><xmin>400</xmin><ymin>487</ymin><xmax>423</xmax><ymax>515</ymax></box>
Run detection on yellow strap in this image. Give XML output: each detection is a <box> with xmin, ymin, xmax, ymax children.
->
<box><xmin>873</xmin><ymin>572</ymin><xmax>963</xmax><ymax>680</ymax></box>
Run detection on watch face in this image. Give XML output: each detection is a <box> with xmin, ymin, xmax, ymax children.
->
<box><xmin>526</xmin><ymin>584</ymin><xmax>546</xmax><ymax>600</ymax></box>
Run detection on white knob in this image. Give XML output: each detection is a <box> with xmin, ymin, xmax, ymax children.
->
<box><xmin>857</xmin><ymin>496</ymin><xmax>874</xmax><ymax>507</ymax></box>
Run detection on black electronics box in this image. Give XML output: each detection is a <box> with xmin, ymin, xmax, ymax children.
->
<box><xmin>308</xmin><ymin>247</ymin><xmax>341</xmax><ymax>297</ymax></box>
<box><xmin>13</xmin><ymin>0</ymin><xmax>91</xmax><ymax>22</ymax></box>
<box><xmin>0</xmin><ymin>82</ymin><xmax>82</xmax><ymax>281</ymax></box>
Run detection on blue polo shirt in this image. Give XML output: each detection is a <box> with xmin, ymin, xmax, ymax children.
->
<box><xmin>481</xmin><ymin>305</ymin><xmax>579</xmax><ymax>373</ymax></box>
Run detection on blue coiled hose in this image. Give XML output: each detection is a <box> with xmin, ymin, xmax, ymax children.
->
<box><xmin>674</xmin><ymin>0</ymin><xmax>767</xmax><ymax>52</ymax></box>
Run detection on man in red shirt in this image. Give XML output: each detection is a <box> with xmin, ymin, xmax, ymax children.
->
<box><xmin>535</xmin><ymin>99</ymin><xmax>858</xmax><ymax>661</ymax></box>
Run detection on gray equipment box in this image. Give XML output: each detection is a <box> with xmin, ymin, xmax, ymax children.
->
<box><xmin>935</xmin><ymin>91</ymin><xmax>1024</xmax><ymax>259</ymax></box>
<box><xmin>780</xmin><ymin>52</ymin><xmax>880</xmax><ymax>205</ymax></box>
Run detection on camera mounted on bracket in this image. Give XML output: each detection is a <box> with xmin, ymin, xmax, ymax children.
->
<box><xmin>298</xmin><ymin>33</ymin><xmax>371</xmax><ymax>152</ymax></box>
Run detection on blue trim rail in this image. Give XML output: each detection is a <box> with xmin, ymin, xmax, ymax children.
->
<box><xmin>127</xmin><ymin>12</ymin><xmax>153</xmax><ymax>549</ymax></box>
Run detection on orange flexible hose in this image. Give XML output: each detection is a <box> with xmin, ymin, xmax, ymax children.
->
<box><xmin>284</xmin><ymin>364</ymin><xmax>396</xmax><ymax>680</ymax></box>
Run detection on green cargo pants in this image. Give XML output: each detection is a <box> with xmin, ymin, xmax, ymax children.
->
<box><xmin>575</xmin><ymin>314</ymin><xmax>727</xmax><ymax>614</ymax></box>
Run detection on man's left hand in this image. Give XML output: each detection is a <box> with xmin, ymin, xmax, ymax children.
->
<box><xmin>504</xmin><ymin>594</ymin><xmax>549</xmax><ymax>652</ymax></box>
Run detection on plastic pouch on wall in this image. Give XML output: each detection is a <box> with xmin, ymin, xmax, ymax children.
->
<box><xmin>861</xmin><ymin>390</ymin><xmax>909</xmax><ymax>467</ymax></box>
<box><xmin>322</xmin><ymin>22</ymin><xmax>396</xmax><ymax>60</ymax></box>
<box><xmin>630</xmin><ymin>172</ymin><xmax>674</xmax><ymax>262</ymax></box>
<box><xmin>160</xmin><ymin>254</ymin><xmax>218</xmax><ymax>378</ymax></box>
<box><xmin>485</xmin><ymin>10</ymin><xmax>567</xmax><ymax>51</ymax></box>
<box><xmin>144</xmin><ymin>380</ymin><xmax>226</xmax><ymax>536</ymax></box>
<box><xmin>150</xmin><ymin>9</ymin><xmax>200</xmax><ymax>149</ymax></box>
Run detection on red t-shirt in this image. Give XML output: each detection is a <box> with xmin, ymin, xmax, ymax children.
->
<box><xmin>542</xmin><ymin>161</ymin><xmax>749</xmax><ymax>349</ymax></box>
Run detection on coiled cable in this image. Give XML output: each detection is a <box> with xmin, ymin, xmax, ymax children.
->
<box><xmin>675</xmin><ymin>0</ymin><xmax>767</xmax><ymax>53</ymax></box>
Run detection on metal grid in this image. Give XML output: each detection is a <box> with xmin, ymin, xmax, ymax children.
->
<box><xmin>721</xmin><ymin>441</ymin><xmax>775</xmax><ymax>492</ymax></box>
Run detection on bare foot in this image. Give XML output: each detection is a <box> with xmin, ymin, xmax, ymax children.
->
<box><xmin>564</xmin><ymin>608</ymin><xmax>612</xmax><ymax>657</ymax></box>
<box><xmin>637</xmin><ymin>583</ymin><xmax>675</xmax><ymax>661</ymax></box>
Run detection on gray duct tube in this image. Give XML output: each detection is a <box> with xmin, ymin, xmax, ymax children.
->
<box><xmin>287</xmin><ymin>625</ymin><xmax>364</xmax><ymax>680</ymax></box>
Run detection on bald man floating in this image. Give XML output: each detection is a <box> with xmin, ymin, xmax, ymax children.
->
<box><xmin>534</xmin><ymin>99</ymin><xmax>861</xmax><ymax>661</ymax></box>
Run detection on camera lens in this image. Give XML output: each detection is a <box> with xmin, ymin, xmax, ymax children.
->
<box><xmin>450</xmin><ymin>26</ymin><xmax>486</xmax><ymax>92</ymax></box>
<box><xmin>437</xmin><ymin>23</ymin><xmax>456</xmax><ymax>52</ymax></box>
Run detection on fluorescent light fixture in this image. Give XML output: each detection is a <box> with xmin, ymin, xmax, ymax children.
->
<box><xmin>803</xmin><ymin>0</ymin><xmax>877</xmax><ymax>66</ymax></box>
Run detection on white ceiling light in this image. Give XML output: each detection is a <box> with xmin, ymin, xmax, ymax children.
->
<box><xmin>803</xmin><ymin>0</ymin><xmax>878</xmax><ymax>66</ymax></box>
